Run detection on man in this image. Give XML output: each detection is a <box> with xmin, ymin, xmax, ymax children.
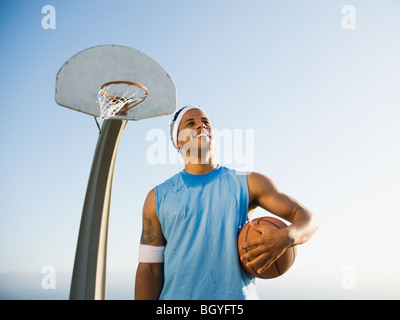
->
<box><xmin>135</xmin><ymin>106</ymin><xmax>318</xmax><ymax>300</ymax></box>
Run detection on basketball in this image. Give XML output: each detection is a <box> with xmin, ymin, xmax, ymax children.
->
<box><xmin>237</xmin><ymin>216</ymin><xmax>297</xmax><ymax>279</ymax></box>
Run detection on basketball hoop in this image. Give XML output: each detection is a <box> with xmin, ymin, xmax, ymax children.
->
<box><xmin>97</xmin><ymin>81</ymin><xmax>148</xmax><ymax>119</ymax></box>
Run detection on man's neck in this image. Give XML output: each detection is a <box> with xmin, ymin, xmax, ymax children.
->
<box><xmin>180</xmin><ymin>145</ymin><xmax>218</xmax><ymax>175</ymax></box>
<box><xmin>183</xmin><ymin>162</ymin><xmax>218</xmax><ymax>175</ymax></box>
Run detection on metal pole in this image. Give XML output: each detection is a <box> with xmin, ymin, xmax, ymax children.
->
<box><xmin>69</xmin><ymin>119</ymin><xmax>127</xmax><ymax>300</ymax></box>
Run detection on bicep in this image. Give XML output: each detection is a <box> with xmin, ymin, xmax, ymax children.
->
<box><xmin>140</xmin><ymin>188</ymin><xmax>166</xmax><ymax>246</ymax></box>
<box><xmin>247</xmin><ymin>172</ymin><xmax>301</xmax><ymax>222</ymax></box>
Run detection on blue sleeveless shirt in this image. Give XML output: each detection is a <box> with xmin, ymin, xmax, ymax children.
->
<box><xmin>155</xmin><ymin>166</ymin><xmax>258</xmax><ymax>300</ymax></box>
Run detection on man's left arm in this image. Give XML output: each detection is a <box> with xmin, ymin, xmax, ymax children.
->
<box><xmin>240</xmin><ymin>172</ymin><xmax>319</xmax><ymax>274</ymax></box>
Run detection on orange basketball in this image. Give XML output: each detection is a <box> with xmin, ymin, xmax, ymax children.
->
<box><xmin>237</xmin><ymin>216</ymin><xmax>297</xmax><ymax>279</ymax></box>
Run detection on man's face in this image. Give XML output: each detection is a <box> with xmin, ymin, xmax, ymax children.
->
<box><xmin>176</xmin><ymin>108</ymin><xmax>213</xmax><ymax>152</ymax></box>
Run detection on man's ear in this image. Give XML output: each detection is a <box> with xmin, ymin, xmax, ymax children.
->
<box><xmin>176</xmin><ymin>130</ymin><xmax>183</xmax><ymax>150</ymax></box>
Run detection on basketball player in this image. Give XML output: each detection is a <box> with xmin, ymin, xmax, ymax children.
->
<box><xmin>135</xmin><ymin>106</ymin><xmax>318</xmax><ymax>300</ymax></box>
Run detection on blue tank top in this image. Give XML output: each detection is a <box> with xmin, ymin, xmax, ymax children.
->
<box><xmin>155</xmin><ymin>166</ymin><xmax>258</xmax><ymax>300</ymax></box>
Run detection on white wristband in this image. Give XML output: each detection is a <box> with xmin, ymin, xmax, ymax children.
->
<box><xmin>138</xmin><ymin>244</ymin><xmax>165</xmax><ymax>263</ymax></box>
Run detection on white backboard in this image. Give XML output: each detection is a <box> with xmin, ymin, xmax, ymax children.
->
<box><xmin>55</xmin><ymin>45</ymin><xmax>177</xmax><ymax>120</ymax></box>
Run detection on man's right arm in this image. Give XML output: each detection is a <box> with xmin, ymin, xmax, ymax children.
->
<box><xmin>134</xmin><ymin>188</ymin><xmax>166</xmax><ymax>300</ymax></box>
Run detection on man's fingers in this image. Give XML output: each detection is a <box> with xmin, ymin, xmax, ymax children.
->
<box><xmin>243</xmin><ymin>252</ymin><xmax>275</xmax><ymax>274</ymax></box>
<box><xmin>240</xmin><ymin>237</ymin><xmax>263</xmax><ymax>250</ymax></box>
<box><xmin>241</xmin><ymin>246</ymin><xmax>261</xmax><ymax>262</ymax></box>
<box><xmin>246</xmin><ymin>252</ymin><xmax>274</xmax><ymax>273</ymax></box>
<box><xmin>256</xmin><ymin>260</ymin><xmax>274</xmax><ymax>274</ymax></box>
<box><xmin>240</xmin><ymin>243</ymin><xmax>271</xmax><ymax>262</ymax></box>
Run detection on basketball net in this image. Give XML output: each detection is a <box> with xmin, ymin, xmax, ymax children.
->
<box><xmin>97</xmin><ymin>81</ymin><xmax>148</xmax><ymax>119</ymax></box>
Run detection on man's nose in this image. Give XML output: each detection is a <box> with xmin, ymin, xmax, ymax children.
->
<box><xmin>195</xmin><ymin>121</ymin><xmax>206</xmax><ymax>130</ymax></box>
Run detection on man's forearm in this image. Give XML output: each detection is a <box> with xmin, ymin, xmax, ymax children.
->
<box><xmin>286</xmin><ymin>206</ymin><xmax>318</xmax><ymax>246</ymax></box>
<box><xmin>135</xmin><ymin>263</ymin><xmax>163</xmax><ymax>300</ymax></box>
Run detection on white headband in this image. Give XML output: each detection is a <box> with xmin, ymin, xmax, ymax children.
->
<box><xmin>172</xmin><ymin>105</ymin><xmax>207</xmax><ymax>149</ymax></box>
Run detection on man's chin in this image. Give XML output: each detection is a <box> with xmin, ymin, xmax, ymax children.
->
<box><xmin>197</xmin><ymin>135</ymin><xmax>212</xmax><ymax>147</ymax></box>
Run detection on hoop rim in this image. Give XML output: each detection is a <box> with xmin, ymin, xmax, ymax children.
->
<box><xmin>98</xmin><ymin>81</ymin><xmax>149</xmax><ymax>115</ymax></box>
<box><xmin>100</xmin><ymin>81</ymin><xmax>148</xmax><ymax>99</ymax></box>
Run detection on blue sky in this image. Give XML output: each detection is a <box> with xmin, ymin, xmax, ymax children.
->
<box><xmin>1</xmin><ymin>0</ymin><xmax>399</xmax><ymax>299</ymax></box>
